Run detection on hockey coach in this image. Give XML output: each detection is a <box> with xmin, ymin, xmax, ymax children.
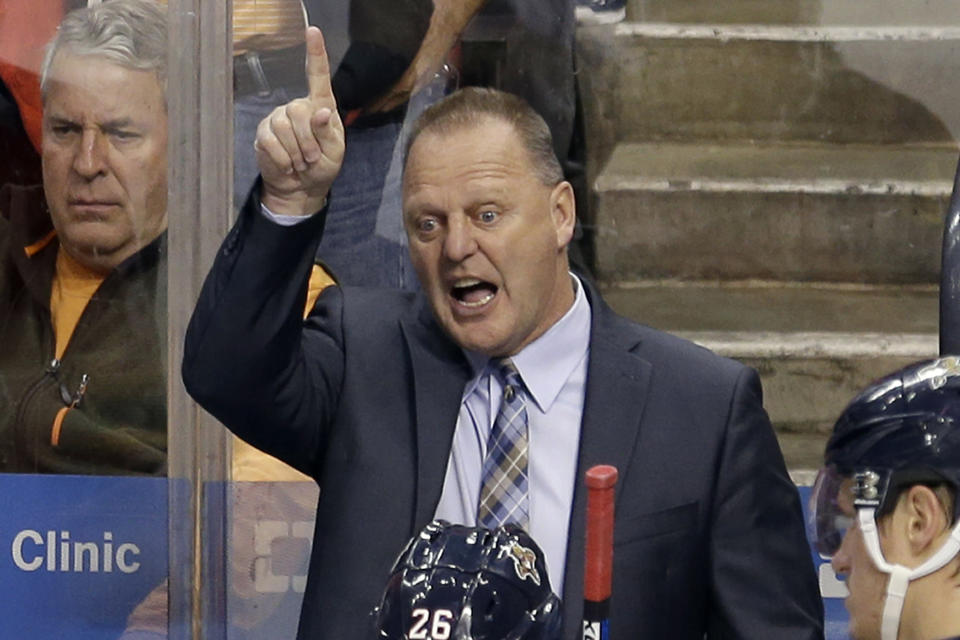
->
<box><xmin>183</xmin><ymin>26</ymin><xmax>823</xmax><ymax>640</ymax></box>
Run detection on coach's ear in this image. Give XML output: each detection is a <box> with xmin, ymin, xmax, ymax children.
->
<box><xmin>900</xmin><ymin>485</ymin><xmax>952</xmax><ymax>560</ymax></box>
<box><xmin>550</xmin><ymin>180</ymin><xmax>575</xmax><ymax>250</ymax></box>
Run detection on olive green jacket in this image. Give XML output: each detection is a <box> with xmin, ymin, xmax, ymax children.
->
<box><xmin>0</xmin><ymin>184</ymin><xmax>166</xmax><ymax>475</ymax></box>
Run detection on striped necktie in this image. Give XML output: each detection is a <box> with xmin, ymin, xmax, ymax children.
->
<box><xmin>477</xmin><ymin>358</ymin><xmax>530</xmax><ymax>530</ymax></box>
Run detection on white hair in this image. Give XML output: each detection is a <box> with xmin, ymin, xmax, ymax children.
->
<box><xmin>40</xmin><ymin>0</ymin><xmax>167</xmax><ymax>100</ymax></box>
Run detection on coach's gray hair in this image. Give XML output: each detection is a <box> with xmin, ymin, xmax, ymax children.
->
<box><xmin>40</xmin><ymin>0</ymin><xmax>167</xmax><ymax>100</ymax></box>
<box><xmin>404</xmin><ymin>87</ymin><xmax>564</xmax><ymax>187</ymax></box>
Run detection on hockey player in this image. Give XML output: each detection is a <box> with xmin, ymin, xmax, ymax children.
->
<box><xmin>810</xmin><ymin>357</ymin><xmax>960</xmax><ymax>640</ymax></box>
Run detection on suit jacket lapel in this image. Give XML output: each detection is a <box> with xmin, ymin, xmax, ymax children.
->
<box><xmin>561</xmin><ymin>286</ymin><xmax>653</xmax><ymax>637</ymax></box>
<box><xmin>401</xmin><ymin>304</ymin><xmax>472</xmax><ymax>535</ymax></box>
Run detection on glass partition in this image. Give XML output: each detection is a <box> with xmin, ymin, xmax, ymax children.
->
<box><xmin>2</xmin><ymin>0</ymin><xmax>957</xmax><ymax>638</ymax></box>
<box><xmin>166</xmin><ymin>0</ymin><xmax>232</xmax><ymax>637</ymax></box>
<box><xmin>0</xmin><ymin>0</ymin><xmax>174</xmax><ymax>637</ymax></box>
<box><xmin>225</xmin><ymin>443</ymin><xmax>317</xmax><ymax>640</ymax></box>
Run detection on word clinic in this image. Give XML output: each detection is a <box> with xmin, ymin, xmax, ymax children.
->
<box><xmin>11</xmin><ymin>530</ymin><xmax>141</xmax><ymax>574</ymax></box>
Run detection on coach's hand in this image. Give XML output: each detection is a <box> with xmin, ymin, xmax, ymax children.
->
<box><xmin>256</xmin><ymin>26</ymin><xmax>344</xmax><ymax>216</ymax></box>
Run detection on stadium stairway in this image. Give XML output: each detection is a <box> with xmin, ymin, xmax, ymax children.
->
<box><xmin>575</xmin><ymin>0</ymin><xmax>960</xmax><ymax>475</ymax></box>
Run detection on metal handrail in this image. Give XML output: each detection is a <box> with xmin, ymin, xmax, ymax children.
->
<box><xmin>940</xmin><ymin>154</ymin><xmax>960</xmax><ymax>355</ymax></box>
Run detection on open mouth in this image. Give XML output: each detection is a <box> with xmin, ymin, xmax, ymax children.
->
<box><xmin>451</xmin><ymin>278</ymin><xmax>498</xmax><ymax>308</ymax></box>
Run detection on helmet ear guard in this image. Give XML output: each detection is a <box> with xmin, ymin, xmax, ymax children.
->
<box><xmin>809</xmin><ymin>465</ymin><xmax>895</xmax><ymax>558</ymax></box>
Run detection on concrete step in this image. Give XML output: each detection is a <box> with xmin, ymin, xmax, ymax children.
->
<box><xmin>720</xmin><ymin>330</ymin><xmax>935</xmax><ymax>471</ymax></box>
<box><xmin>591</xmin><ymin>141</ymin><xmax>956</xmax><ymax>283</ymax></box>
<box><xmin>600</xmin><ymin>280</ymin><xmax>940</xmax><ymax>469</ymax></box>
<box><xmin>690</xmin><ymin>329</ymin><xmax>936</xmax><ymax>433</ymax></box>
<box><xmin>576</xmin><ymin>22</ymin><xmax>960</xmax><ymax>167</ymax></box>
<box><xmin>781</xmin><ymin>434</ymin><xmax>831</xmax><ymax>479</ymax></box>
<box><xmin>629</xmin><ymin>0</ymin><xmax>960</xmax><ymax>27</ymax></box>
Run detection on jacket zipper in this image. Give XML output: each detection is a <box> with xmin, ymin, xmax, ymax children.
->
<box><xmin>14</xmin><ymin>358</ymin><xmax>60</xmax><ymax>426</ymax></box>
<box><xmin>13</xmin><ymin>358</ymin><xmax>63</xmax><ymax>439</ymax></box>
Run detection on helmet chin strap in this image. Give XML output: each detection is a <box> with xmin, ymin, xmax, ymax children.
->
<box><xmin>857</xmin><ymin>508</ymin><xmax>960</xmax><ymax>640</ymax></box>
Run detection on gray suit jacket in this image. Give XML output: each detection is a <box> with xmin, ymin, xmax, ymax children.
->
<box><xmin>183</xmin><ymin>193</ymin><xmax>824</xmax><ymax>639</ymax></box>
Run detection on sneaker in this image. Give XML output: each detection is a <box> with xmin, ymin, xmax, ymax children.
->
<box><xmin>575</xmin><ymin>0</ymin><xmax>626</xmax><ymax>25</ymax></box>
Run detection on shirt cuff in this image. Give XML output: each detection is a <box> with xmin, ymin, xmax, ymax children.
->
<box><xmin>260</xmin><ymin>199</ymin><xmax>325</xmax><ymax>227</ymax></box>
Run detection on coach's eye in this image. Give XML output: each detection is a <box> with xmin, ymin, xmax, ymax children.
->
<box><xmin>479</xmin><ymin>210</ymin><xmax>498</xmax><ymax>224</ymax></box>
<box><xmin>418</xmin><ymin>218</ymin><xmax>438</xmax><ymax>233</ymax></box>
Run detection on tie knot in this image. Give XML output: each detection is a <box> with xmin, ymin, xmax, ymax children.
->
<box><xmin>497</xmin><ymin>358</ymin><xmax>523</xmax><ymax>401</ymax></box>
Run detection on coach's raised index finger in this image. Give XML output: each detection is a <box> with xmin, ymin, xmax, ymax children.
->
<box><xmin>305</xmin><ymin>26</ymin><xmax>334</xmax><ymax>104</ymax></box>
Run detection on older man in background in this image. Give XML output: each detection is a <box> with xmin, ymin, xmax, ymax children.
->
<box><xmin>0</xmin><ymin>0</ymin><xmax>168</xmax><ymax>474</ymax></box>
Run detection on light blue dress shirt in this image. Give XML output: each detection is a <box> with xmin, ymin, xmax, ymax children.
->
<box><xmin>434</xmin><ymin>275</ymin><xmax>592</xmax><ymax>593</ymax></box>
<box><xmin>261</xmin><ymin>204</ymin><xmax>592</xmax><ymax>591</ymax></box>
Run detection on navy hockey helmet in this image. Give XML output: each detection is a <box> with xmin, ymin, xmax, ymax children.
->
<box><xmin>809</xmin><ymin>356</ymin><xmax>960</xmax><ymax>558</ymax></box>
<box><xmin>372</xmin><ymin>520</ymin><xmax>562</xmax><ymax>640</ymax></box>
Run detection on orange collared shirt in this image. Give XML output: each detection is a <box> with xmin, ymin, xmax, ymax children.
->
<box><xmin>50</xmin><ymin>247</ymin><xmax>106</xmax><ymax>360</ymax></box>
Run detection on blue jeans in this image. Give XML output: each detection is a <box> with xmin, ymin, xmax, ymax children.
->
<box><xmin>316</xmin><ymin>120</ymin><xmax>418</xmax><ymax>290</ymax></box>
<box><xmin>234</xmin><ymin>87</ymin><xmax>301</xmax><ymax>209</ymax></box>
<box><xmin>235</xmin><ymin>87</ymin><xmax>437</xmax><ymax>291</ymax></box>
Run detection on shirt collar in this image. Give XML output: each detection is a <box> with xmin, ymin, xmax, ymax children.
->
<box><xmin>461</xmin><ymin>274</ymin><xmax>592</xmax><ymax>412</ymax></box>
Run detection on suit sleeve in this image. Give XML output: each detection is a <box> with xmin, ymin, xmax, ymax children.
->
<box><xmin>707</xmin><ymin>367</ymin><xmax>825</xmax><ymax>639</ymax></box>
<box><xmin>181</xmin><ymin>187</ymin><xmax>344</xmax><ymax>476</ymax></box>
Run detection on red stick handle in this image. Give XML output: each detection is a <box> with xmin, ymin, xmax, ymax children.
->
<box><xmin>584</xmin><ymin>464</ymin><xmax>618</xmax><ymax>602</ymax></box>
